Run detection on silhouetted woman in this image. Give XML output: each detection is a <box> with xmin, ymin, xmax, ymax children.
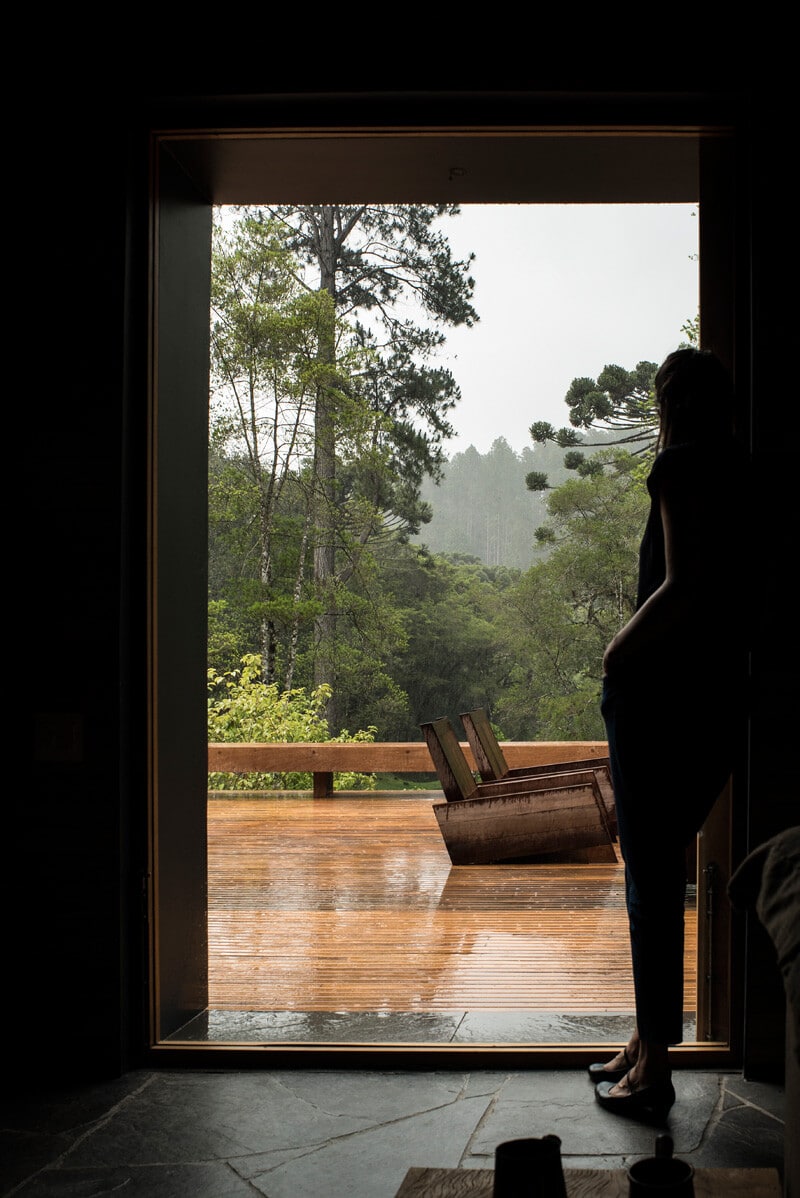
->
<box><xmin>590</xmin><ymin>347</ymin><xmax>751</xmax><ymax>1119</ymax></box>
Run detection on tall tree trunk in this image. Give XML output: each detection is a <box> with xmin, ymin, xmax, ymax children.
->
<box><xmin>312</xmin><ymin>207</ymin><xmax>340</xmax><ymax>727</ymax></box>
<box><xmin>284</xmin><ymin>513</ymin><xmax>311</xmax><ymax>693</ymax></box>
<box><xmin>258</xmin><ymin>490</ymin><xmax>275</xmax><ymax>684</ymax></box>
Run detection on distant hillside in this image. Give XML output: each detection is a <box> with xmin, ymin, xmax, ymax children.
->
<box><xmin>413</xmin><ymin>430</ymin><xmax>641</xmax><ymax>569</ymax></box>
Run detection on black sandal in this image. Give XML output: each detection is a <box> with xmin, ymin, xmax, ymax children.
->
<box><xmin>586</xmin><ymin>1046</ymin><xmax>635</xmax><ymax>1084</ymax></box>
<box><xmin>595</xmin><ymin>1071</ymin><xmax>676</xmax><ymax>1121</ymax></box>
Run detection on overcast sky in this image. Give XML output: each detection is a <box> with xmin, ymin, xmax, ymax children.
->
<box><xmin>429</xmin><ymin>203</ymin><xmax>699</xmax><ymax>456</ymax></box>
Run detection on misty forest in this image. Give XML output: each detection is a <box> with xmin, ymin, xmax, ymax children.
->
<box><xmin>207</xmin><ymin>204</ymin><xmax>691</xmax><ymax>772</ymax></box>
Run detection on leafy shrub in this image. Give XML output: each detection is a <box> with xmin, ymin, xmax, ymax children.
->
<box><xmin>207</xmin><ymin>654</ymin><xmax>377</xmax><ymax>790</ymax></box>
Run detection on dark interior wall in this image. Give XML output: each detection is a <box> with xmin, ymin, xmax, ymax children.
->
<box><xmin>26</xmin><ymin>92</ymin><xmax>142</xmax><ymax>1080</ymax></box>
<box><xmin>23</xmin><ymin>76</ymin><xmax>793</xmax><ymax>1083</ymax></box>
<box><xmin>739</xmin><ymin>94</ymin><xmax>797</xmax><ymax>1079</ymax></box>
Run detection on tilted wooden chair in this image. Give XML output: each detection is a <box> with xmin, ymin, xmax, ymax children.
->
<box><xmin>421</xmin><ymin>716</ymin><xmax>617</xmax><ymax>866</ymax></box>
<box><xmin>460</xmin><ymin>707</ymin><xmax>617</xmax><ymax>837</ymax></box>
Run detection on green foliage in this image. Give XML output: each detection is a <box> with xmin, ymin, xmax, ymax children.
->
<box><xmin>208</xmin><ymin>599</ymin><xmax>255</xmax><ymax>677</ymax></box>
<box><xmin>681</xmin><ymin>315</ymin><xmax>700</xmax><ymax>345</ymax></box>
<box><xmin>575</xmin><ymin>457</ymin><xmax>605</xmax><ymax>478</ymax></box>
<box><xmin>207</xmin><ymin>654</ymin><xmax>377</xmax><ymax>790</ymax></box>
<box><xmin>210</xmin><ymin>212</ymin><xmax>338</xmax><ymax>434</ymax></box>
<box><xmin>207</xmin><ymin>211</ymin><xmax>677</xmax><ymax>752</ymax></box>
<box><xmin>526</xmin><ymin>470</ymin><xmax>549</xmax><ymax>492</ymax></box>
<box><xmin>265</xmin><ymin>202</ymin><xmax>479</xmax><ymax>527</ymax></box>
<box><xmin>301</xmin><ymin>570</ymin><xmax>413</xmax><ymax>741</ymax></box>
<box><xmin>495</xmin><ymin>450</ymin><xmax>649</xmax><ymax>740</ymax></box>
<box><xmin>380</xmin><ymin>543</ymin><xmax>517</xmax><ymax>738</ymax></box>
<box><xmin>566</xmin><ymin>362</ymin><xmax>658</xmax><ymax>438</ymax></box>
<box><xmin>209</xmin><ymin>205</ymin><xmax>480</xmax><ymax>727</ymax></box>
<box><xmin>536</xmin><ymin>671</ymin><xmax>610</xmax><ymax>741</ymax></box>
<box><xmin>208</xmin><ymin>214</ymin><xmax>340</xmax><ymax>688</ymax></box>
<box><xmin>529</xmin><ymin>421</ymin><xmax>555</xmax><ymax>444</ymax></box>
<box><xmin>527</xmin><ymin>357</ymin><xmax>660</xmax><ymax>492</ymax></box>
<box><xmin>529</xmin><ymin>421</ymin><xmax>580</xmax><ymax>449</ymax></box>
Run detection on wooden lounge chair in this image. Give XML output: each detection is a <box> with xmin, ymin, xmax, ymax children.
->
<box><xmin>460</xmin><ymin>707</ymin><xmax>617</xmax><ymax>837</ymax></box>
<box><xmin>421</xmin><ymin>716</ymin><xmax>617</xmax><ymax>865</ymax></box>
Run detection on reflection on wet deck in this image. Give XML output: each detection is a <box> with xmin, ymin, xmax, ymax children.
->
<box><xmin>207</xmin><ymin>795</ymin><xmax>696</xmax><ymax>1014</ymax></box>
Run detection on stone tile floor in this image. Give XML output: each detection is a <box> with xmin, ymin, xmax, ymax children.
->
<box><xmin>1</xmin><ymin>1067</ymin><xmax>785</xmax><ymax>1197</ymax></box>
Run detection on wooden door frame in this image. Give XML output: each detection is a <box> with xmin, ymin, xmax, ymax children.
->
<box><xmin>146</xmin><ymin>99</ymin><xmax>746</xmax><ymax>1065</ymax></box>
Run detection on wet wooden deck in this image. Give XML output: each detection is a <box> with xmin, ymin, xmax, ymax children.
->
<box><xmin>207</xmin><ymin>795</ymin><xmax>697</xmax><ymax>1013</ymax></box>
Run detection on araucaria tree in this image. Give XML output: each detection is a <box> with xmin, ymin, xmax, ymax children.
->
<box><xmin>210</xmin><ymin>205</ymin><xmax>478</xmax><ymax>729</ymax></box>
<box><xmin>526</xmin><ymin>360</ymin><xmax>659</xmax><ymax>495</ymax></box>
<box><xmin>526</xmin><ymin>313</ymin><xmax>699</xmax><ymax>496</ymax></box>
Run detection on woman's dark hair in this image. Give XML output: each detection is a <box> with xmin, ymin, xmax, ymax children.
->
<box><xmin>654</xmin><ymin>347</ymin><xmax>735</xmax><ymax>450</ymax></box>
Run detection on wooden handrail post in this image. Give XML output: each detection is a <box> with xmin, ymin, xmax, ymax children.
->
<box><xmin>313</xmin><ymin>771</ymin><xmax>334</xmax><ymax>798</ymax></box>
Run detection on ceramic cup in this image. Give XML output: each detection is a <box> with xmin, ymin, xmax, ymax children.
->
<box><xmin>493</xmin><ymin>1135</ymin><xmax>568</xmax><ymax>1197</ymax></box>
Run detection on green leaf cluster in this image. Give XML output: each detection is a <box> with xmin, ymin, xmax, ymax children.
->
<box><xmin>528</xmin><ymin>358</ymin><xmax>662</xmax><ymax>492</ymax></box>
<box><xmin>207</xmin><ymin>654</ymin><xmax>377</xmax><ymax>791</ymax></box>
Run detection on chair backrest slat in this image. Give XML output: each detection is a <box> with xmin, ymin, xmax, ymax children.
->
<box><xmin>460</xmin><ymin>708</ymin><xmax>508</xmax><ymax>780</ymax></box>
<box><xmin>421</xmin><ymin>717</ymin><xmax>479</xmax><ymax>802</ymax></box>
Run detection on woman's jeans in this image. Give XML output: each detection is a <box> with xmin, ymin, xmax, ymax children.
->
<box><xmin>601</xmin><ymin>673</ymin><xmax>734</xmax><ymax>1045</ymax></box>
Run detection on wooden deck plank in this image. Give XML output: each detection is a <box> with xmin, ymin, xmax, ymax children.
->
<box><xmin>208</xmin><ymin>796</ymin><xmax>697</xmax><ymax>1014</ymax></box>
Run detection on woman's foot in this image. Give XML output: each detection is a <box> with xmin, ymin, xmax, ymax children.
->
<box><xmin>595</xmin><ymin>1069</ymin><xmax>675</xmax><ymax>1121</ymax></box>
<box><xmin>586</xmin><ymin>1040</ymin><xmax>639</xmax><ymax>1083</ymax></box>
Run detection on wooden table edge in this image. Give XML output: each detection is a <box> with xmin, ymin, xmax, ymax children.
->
<box><xmin>392</xmin><ymin>1164</ymin><xmax>782</xmax><ymax>1196</ymax></box>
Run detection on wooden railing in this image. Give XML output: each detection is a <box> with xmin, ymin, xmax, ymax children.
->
<box><xmin>208</xmin><ymin>740</ymin><xmax>609</xmax><ymax>798</ymax></box>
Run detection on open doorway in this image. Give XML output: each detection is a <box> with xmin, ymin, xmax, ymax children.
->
<box><xmin>149</xmin><ymin>126</ymin><xmax>739</xmax><ymax>1060</ymax></box>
